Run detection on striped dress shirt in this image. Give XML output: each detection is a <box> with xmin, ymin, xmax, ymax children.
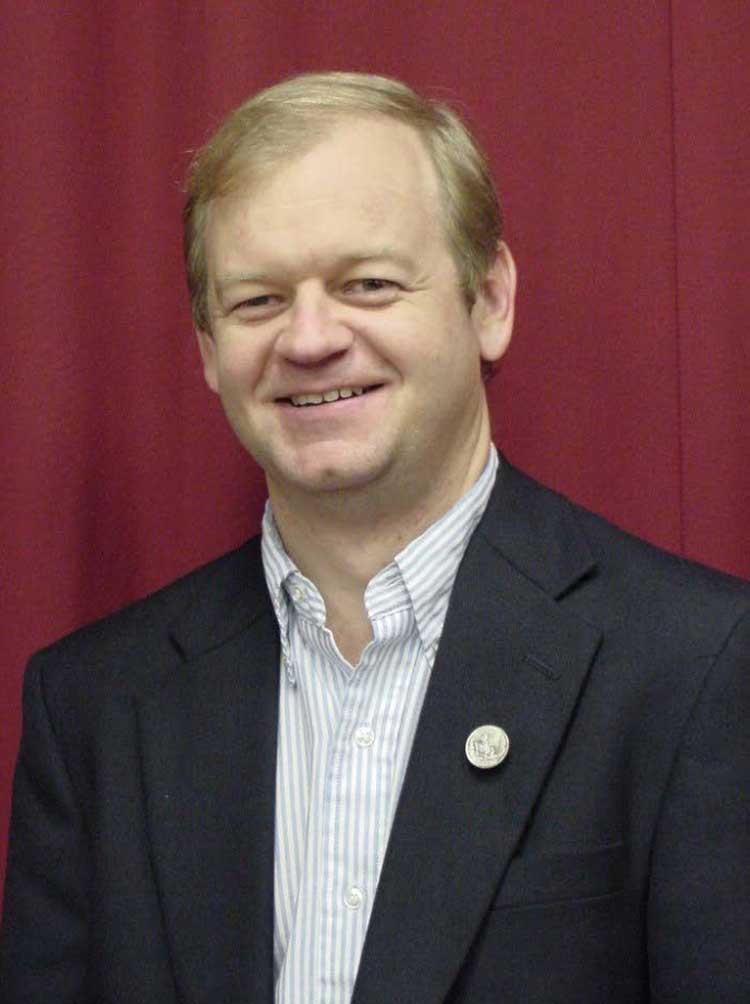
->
<box><xmin>262</xmin><ymin>447</ymin><xmax>499</xmax><ymax>1004</ymax></box>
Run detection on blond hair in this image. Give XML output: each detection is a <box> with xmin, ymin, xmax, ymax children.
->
<box><xmin>184</xmin><ymin>72</ymin><xmax>502</xmax><ymax>331</ymax></box>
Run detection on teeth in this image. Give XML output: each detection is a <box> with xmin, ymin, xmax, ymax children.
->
<box><xmin>290</xmin><ymin>386</ymin><xmax>366</xmax><ymax>407</ymax></box>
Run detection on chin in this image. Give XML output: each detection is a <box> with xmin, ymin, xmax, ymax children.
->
<box><xmin>298</xmin><ymin>468</ymin><xmax>380</xmax><ymax>494</ymax></box>
<box><xmin>273</xmin><ymin>455</ymin><xmax>393</xmax><ymax>497</ymax></box>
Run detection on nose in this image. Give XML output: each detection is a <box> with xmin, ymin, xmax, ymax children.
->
<box><xmin>275</xmin><ymin>283</ymin><xmax>353</xmax><ymax>365</ymax></box>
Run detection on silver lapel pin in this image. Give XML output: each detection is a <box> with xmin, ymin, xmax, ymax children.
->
<box><xmin>465</xmin><ymin>724</ymin><xmax>510</xmax><ymax>769</ymax></box>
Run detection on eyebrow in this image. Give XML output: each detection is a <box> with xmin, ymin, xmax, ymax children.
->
<box><xmin>337</xmin><ymin>248</ymin><xmax>416</xmax><ymax>271</ymax></box>
<box><xmin>215</xmin><ymin>247</ymin><xmax>417</xmax><ymax>291</ymax></box>
<box><xmin>215</xmin><ymin>272</ymin><xmax>274</xmax><ymax>289</ymax></box>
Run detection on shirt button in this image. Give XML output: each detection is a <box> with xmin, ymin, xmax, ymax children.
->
<box><xmin>344</xmin><ymin>886</ymin><xmax>364</xmax><ymax>910</ymax></box>
<box><xmin>354</xmin><ymin>725</ymin><xmax>375</xmax><ymax>748</ymax></box>
<box><xmin>290</xmin><ymin>584</ymin><xmax>305</xmax><ymax>603</ymax></box>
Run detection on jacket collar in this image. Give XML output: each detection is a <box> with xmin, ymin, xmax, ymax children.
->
<box><xmin>139</xmin><ymin>539</ymin><xmax>279</xmax><ymax>1004</ymax></box>
<box><xmin>140</xmin><ymin>462</ymin><xmax>601</xmax><ymax>1004</ymax></box>
<box><xmin>353</xmin><ymin>462</ymin><xmax>602</xmax><ymax>1003</ymax></box>
<box><xmin>480</xmin><ymin>458</ymin><xmax>597</xmax><ymax>598</ymax></box>
<box><xmin>169</xmin><ymin>539</ymin><xmax>272</xmax><ymax>659</ymax></box>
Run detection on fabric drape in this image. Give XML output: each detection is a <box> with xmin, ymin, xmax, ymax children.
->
<box><xmin>1</xmin><ymin>0</ymin><xmax>748</xmax><ymax>905</ymax></box>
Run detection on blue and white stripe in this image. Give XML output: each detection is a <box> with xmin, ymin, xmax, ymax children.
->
<box><xmin>263</xmin><ymin>447</ymin><xmax>499</xmax><ymax>1004</ymax></box>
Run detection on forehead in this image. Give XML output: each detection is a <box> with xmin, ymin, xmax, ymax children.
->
<box><xmin>204</xmin><ymin>117</ymin><xmax>445</xmax><ymax>274</ymax></box>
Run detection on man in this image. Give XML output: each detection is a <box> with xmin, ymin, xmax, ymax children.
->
<box><xmin>1</xmin><ymin>72</ymin><xmax>748</xmax><ymax>1003</ymax></box>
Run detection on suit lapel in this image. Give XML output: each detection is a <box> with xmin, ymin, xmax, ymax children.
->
<box><xmin>131</xmin><ymin>464</ymin><xmax>602</xmax><ymax>1004</ymax></box>
<box><xmin>137</xmin><ymin>543</ymin><xmax>280</xmax><ymax>1004</ymax></box>
<box><xmin>353</xmin><ymin>464</ymin><xmax>603</xmax><ymax>1003</ymax></box>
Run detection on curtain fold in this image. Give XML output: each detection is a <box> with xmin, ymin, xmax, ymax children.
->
<box><xmin>1</xmin><ymin>0</ymin><xmax>747</xmax><ymax>903</ymax></box>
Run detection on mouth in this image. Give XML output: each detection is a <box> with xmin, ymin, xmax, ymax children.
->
<box><xmin>281</xmin><ymin>385</ymin><xmax>381</xmax><ymax>408</ymax></box>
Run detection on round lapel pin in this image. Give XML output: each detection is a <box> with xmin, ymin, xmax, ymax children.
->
<box><xmin>465</xmin><ymin>724</ymin><xmax>510</xmax><ymax>769</ymax></box>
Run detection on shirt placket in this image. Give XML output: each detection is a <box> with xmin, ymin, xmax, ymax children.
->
<box><xmin>318</xmin><ymin>612</ymin><xmax>418</xmax><ymax>1003</ymax></box>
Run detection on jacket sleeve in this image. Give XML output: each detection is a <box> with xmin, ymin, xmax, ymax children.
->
<box><xmin>647</xmin><ymin>608</ymin><xmax>750</xmax><ymax>1002</ymax></box>
<box><xmin>0</xmin><ymin>655</ymin><xmax>90</xmax><ymax>1003</ymax></box>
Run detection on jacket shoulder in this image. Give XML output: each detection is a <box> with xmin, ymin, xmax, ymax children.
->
<box><xmin>494</xmin><ymin>462</ymin><xmax>750</xmax><ymax>651</ymax></box>
<box><xmin>572</xmin><ymin>494</ymin><xmax>749</xmax><ymax>634</ymax></box>
<box><xmin>28</xmin><ymin>537</ymin><xmax>266</xmax><ymax>700</ymax></box>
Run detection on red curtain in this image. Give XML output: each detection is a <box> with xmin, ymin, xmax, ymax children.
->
<box><xmin>2</xmin><ymin>1</ymin><xmax>748</xmax><ymax>899</ymax></box>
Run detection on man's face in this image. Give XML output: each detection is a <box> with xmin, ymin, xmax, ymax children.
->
<box><xmin>197</xmin><ymin>116</ymin><xmax>513</xmax><ymax>509</ymax></box>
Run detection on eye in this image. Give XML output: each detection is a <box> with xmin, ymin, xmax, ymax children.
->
<box><xmin>237</xmin><ymin>294</ymin><xmax>281</xmax><ymax>309</ymax></box>
<box><xmin>342</xmin><ymin>277</ymin><xmax>401</xmax><ymax>304</ymax></box>
<box><xmin>350</xmin><ymin>278</ymin><xmax>393</xmax><ymax>292</ymax></box>
<box><xmin>231</xmin><ymin>293</ymin><xmax>285</xmax><ymax>320</ymax></box>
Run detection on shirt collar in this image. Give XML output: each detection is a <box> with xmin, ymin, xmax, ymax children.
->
<box><xmin>261</xmin><ymin>510</ymin><xmax>298</xmax><ymax>682</ymax></box>
<box><xmin>261</xmin><ymin>446</ymin><xmax>499</xmax><ymax>679</ymax></box>
<box><xmin>390</xmin><ymin>446</ymin><xmax>498</xmax><ymax>655</ymax></box>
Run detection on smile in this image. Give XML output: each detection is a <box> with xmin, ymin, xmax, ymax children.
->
<box><xmin>288</xmin><ymin>386</ymin><xmax>370</xmax><ymax>407</ymax></box>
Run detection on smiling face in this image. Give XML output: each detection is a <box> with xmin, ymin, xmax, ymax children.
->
<box><xmin>197</xmin><ymin>115</ymin><xmax>515</xmax><ymax>517</ymax></box>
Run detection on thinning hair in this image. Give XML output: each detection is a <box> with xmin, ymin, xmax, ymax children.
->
<box><xmin>184</xmin><ymin>71</ymin><xmax>502</xmax><ymax>331</ymax></box>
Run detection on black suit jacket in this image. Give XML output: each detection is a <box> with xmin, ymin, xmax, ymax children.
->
<box><xmin>2</xmin><ymin>462</ymin><xmax>749</xmax><ymax>1003</ymax></box>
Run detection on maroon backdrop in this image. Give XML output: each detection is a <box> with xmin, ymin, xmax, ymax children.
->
<box><xmin>2</xmin><ymin>1</ymin><xmax>748</xmax><ymax>903</ymax></box>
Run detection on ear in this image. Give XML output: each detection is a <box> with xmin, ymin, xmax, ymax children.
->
<box><xmin>195</xmin><ymin>327</ymin><xmax>219</xmax><ymax>393</ymax></box>
<box><xmin>471</xmin><ymin>241</ymin><xmax>517</xmax><ymax>363</ymax></box>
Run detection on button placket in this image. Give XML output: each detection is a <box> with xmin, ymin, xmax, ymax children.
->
<box><xmin>354</xmin><ymin>724</ymin><xmax>375</xmax><ymax>748</ymax></box>
<box><xmin>343</xmin><ymin>886</ymin><xmax>364</xmax><ymax>910</ymax></box>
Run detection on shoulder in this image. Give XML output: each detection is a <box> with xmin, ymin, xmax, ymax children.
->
<box><xmin>570</xmin><ymin>492</ymin><xmax>750</xmax><ymax>649</ymax></box>
<box><xmin>26</xmin><ymin>536</ymin><xmax>267</xmax><ymax>704</ymax></box>
<box><xmin>487</xmin><ymin>460</ymin><xmax>750</xmax><ymax>652</ymax></box>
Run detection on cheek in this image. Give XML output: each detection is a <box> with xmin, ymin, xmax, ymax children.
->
<box><xmin>384</xmin><ymin>301</ymin><xmax>464</xmax><ymax>362</ymax></box>
<box><xmin>215</xmin><ymin>340</ymin><xmax>266</xmax><ymax>394</ymax></box>
<box><xmin>417</xmin><ymin>308</ymin><xmax>480</xmax><ymax>372</ymax></box>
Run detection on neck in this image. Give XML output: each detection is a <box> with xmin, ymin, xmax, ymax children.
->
<box><xmin>268</xmin><ymin>429</ymin><xmax>492</xmax><ymax>664</ymax></box>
